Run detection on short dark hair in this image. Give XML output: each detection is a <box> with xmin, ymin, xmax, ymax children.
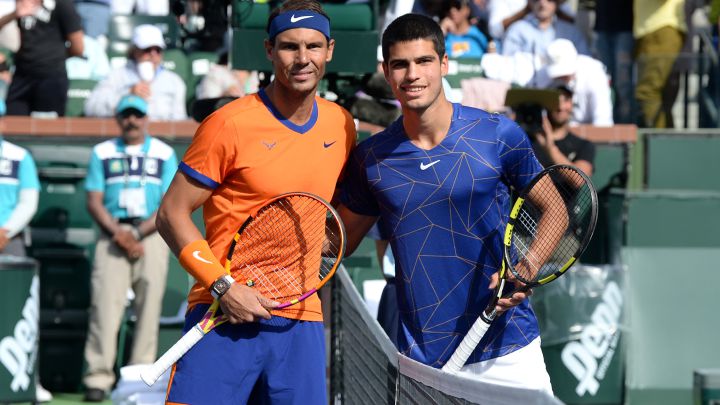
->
<box><xmin>266</xmin><ymin>0</ymin><xmax>330</xmax><ymax>43</ymax></box>
<box><xmin>381</xmin><ymin>14</ymin><xmax>445</xmax><ymax>62</ymax></box>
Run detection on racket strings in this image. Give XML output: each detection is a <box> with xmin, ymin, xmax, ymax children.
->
<box><xmin>509</xmin><ymin>167</ymin><xmax>594</xmax><ymax>283</ymax></box>
<box><xmin>228</xmin><ymin>195</ymin><xmax>343</xmax><ymax>303</ymax></box>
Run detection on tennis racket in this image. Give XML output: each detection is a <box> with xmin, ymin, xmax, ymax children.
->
<box><xmin>141</xmin><ymin>192</ymin><xmax>346</xmax><ymax>386</ymax></box>
<box><xmin>442</xmin><ymin>164</ymin><xmax>598</xmax><ymax>372</ymax></box>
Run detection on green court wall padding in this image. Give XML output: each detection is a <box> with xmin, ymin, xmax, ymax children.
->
<box><xmin>580</xmin><ymin>143</ymin><xmax>628</xmax><ymax>265</ymax></box>
<box><xmin>621</xmin><ymin>189</ymin><xmax>720</xmax><ymax>247</ymax></box>
<box><xmin>645</xmin><ymin>133</ymin><xmax>720</xmax><ymax>190</ymax></box>
<box><xmin>622</xmin><ymin>247</ymin><xmax>720</xmax><ymax>405</ymax></box>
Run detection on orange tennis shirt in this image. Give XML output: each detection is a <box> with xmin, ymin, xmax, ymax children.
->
<box><xmin>179</xmin><ymin>89</ymin><xmax>356</xmax><ymax>321</ymax></box>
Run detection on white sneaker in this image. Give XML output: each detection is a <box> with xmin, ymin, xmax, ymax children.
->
<box><xmin>36</xmin><ymin>383</ymin><xmax>53</xmax><ymax>403</ymax></box>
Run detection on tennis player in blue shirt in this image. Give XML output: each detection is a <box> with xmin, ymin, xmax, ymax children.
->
<box><xmin>338</xmin><ymin>13</ymin><xmax>553</xmax><ymax>393</ymax></box>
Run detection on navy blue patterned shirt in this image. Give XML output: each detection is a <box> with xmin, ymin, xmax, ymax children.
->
<box><xmin>341</xmin><ymin>104</ymin><xmax>544</xmax><ymax>367</ymax></box>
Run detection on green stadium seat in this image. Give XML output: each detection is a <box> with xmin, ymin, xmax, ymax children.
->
<box><xmin>231</xmin><ymin>1</ymin><xmax>379</xmax><ymax>74</ymax></box>
<box><xmin>28</xmin><ymin>144</ymin><xmax>94</xmax><ymax>231</ymax></box>
<box><xmin>186</xmin><ymin>51</ymin><xmax>220</xmax><ymax>105</ymax></box>
<box><xmin>161</xmin><ymin>48</ymin><xmax>190</xmax><ymax>83</ymax></box>
<box><xmin>65</xmin><ymin>79</ymin><xmax>98</xmax><ymax>117</ymax></box>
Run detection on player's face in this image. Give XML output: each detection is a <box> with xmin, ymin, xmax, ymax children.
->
<box><xmin>265</xmin><ymin>28</ymin><xmax>335</xmax><ymax>95</ymax></box>
<box><xmin>382</xmin><ymin>39</ymin><xmax>448</xmax><ymax>113</ymax></box>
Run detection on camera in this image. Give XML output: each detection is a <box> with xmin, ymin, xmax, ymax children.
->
<box><xmin>513</xmin><ymin>103</ymin><xmax>545</xmax><ymax>137</ymax></box>
<box><xmin>504</xmin><ymin>88</ymin><xmax>561</xmax><ymax>137</ymax></box>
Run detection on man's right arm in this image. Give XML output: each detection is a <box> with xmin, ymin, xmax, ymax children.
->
<box><xmin>156</xmin><ymin>170</ymin><xmax>278</xmax><ymax>323</ymax></box>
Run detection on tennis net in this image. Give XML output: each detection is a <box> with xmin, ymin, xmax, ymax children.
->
<box><xmin>329</xmin><ymin>267</ymin><xmax>564</xmax><ymax>405</ymax></box>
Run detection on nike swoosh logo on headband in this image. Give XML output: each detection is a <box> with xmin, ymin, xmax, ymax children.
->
<box><xmin>192</xmin><ymin>250</ymin><xmax>213</xmax><ymax>264</ymax></box>
<box><xmin>290</xmin><ymin>14</ymin><xmax>314</xmax><ymax>23</ymax></box>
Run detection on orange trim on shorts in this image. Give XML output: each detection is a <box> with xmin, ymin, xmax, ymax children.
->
<box><xmin>165</xmin><ymin>363</ymin><xmax>186</xmax><ymax>405</ymax></box>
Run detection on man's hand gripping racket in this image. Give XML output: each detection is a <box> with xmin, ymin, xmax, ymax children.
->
<box><xmin>140</xmin><ymin>192</ymin><xmax>346</xmax><ymax>385</ymax></box>
<box><xmin>442</xmin><ymin>165</ymin><xmax>598</xmax><ymax>372</ymax></box>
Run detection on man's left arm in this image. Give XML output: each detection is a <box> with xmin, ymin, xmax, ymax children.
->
<box><xmin>57</xmin><ymin>0</ymin><xmax>84</xmax><ymax>57</ymax></box>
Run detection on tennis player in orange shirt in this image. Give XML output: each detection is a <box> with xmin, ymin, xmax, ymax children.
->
<box><xmin>156</xmin><ymin>0</ymin><xmax>356</xmax><ymax>402</ymax></box>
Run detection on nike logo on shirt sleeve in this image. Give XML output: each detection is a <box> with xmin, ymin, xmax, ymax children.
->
<box><xmin>290</xmin><ymin>15</ymin><xmax>314</xmax><ymax>23</ymax></box>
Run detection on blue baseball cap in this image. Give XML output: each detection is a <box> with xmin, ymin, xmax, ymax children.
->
<box><xmin>116</xmin><ymin>94</ymin><xmax>148</xmax><ymax>116</ymax></box>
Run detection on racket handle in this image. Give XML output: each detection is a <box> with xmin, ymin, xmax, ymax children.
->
<box><xmin>141</xmin><ymin>324</ymin><xmax>206</xmax><ymax>386</ymax></box>
<box><xmin>442</xmin><ymin>315</ymin><xmax>492</xmax><ymax>373</ymax></box>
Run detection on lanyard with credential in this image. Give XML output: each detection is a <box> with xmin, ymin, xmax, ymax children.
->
<box><xmin>117</xmin><ymin>137</ymin><xmax>151</xmax><ymax>187</ymax></box>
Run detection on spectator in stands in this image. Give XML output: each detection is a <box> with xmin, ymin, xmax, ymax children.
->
<box><xmin>66</xmin><ymin>34</ymin><xmax>111</xmax><ymax>81</ymax></box>
<box><xmin>111</xmin><ymin>0</ymin><xmax>168</xmax><ymax>16</ymax></box>
<box><xmin>338</xmin><ymin>14</ymin><xmax>551</xmax><ymax>391</ymax></box>
<box><xmin>530</xmin><ymin>85</ymin><xmax>595</xmax><ymax>176</ymax></box>
<box><xmin>171</xmin><ymin>0</ymin><xmax>230</xmax><ymax>53</ymax></box>
<box><xmin>440</xmin><ymin>0</ymin><xmax>489</xmax><ymax>59</ymax></box>
<box><xmin>486</xmin><ymin>0</ymin><xmax>573</xmax><ymax>47</ymax></box>
<box><xmin>82</xmin><ymin>94</ymin><xmax>177</xmax><ymax>403</ymax></box>
<box><xmin>84</xmin><ymin>24</ymin><xmax>187</xmax><ymax>120</ymax></box>
<box><xmin>634</xmin><ymin>0</ymin><xmax>686</xmax><ymax>128</ymax></box>
<box><xmin>593</xmin><ymin>0</ymin><xmax>634</xmax><ymax>124</ymax></box>
<box><xmin>74</xmin><ymin>0</ymin><xmax>111</xmax><ymax>39</ymax></box>
<box><xmin>502</xmin><ymin>0</ymin><xmax>589</xmax><ymax>57</ymax></box>
<box><xmin>532</xmin><ymin>38</ymin><xmax>613</xmax><ymax>126</ymax></box>
<box><xmin>195</xmin><ymin>51</ymin><xmax>256</xmax><ymax>100</ymax></box>
<box><xmin>0</xmin><ymin>0</ymin><xmax>84</xmax><ymax>116</ymax></box>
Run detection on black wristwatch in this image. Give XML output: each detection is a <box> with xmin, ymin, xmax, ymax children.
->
<box><xmin>210</xmin><ymin>275</ymin><xmax>235</xmax><ymax>300</ymax></box>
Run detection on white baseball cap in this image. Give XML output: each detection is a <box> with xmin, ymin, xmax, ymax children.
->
<box><xmin>545</xmin><ymin>39</ymin><xmax>578</xmax><ymax>79</ymax></box>
<box><xmin>132</xmin><ymin>24</ymin><xmax>166</xmax><ymax>50</ymax></box>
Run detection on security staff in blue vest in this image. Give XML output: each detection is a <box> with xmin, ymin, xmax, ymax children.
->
<box><xmin>0</xmin><ymin>98</ymin><xmax>39</xmax><ymax>257</ymax></box>
<box><xmin>82</xmin><ymin>94</ymin><xmax>178</xmax><ymax>402</ymax></box>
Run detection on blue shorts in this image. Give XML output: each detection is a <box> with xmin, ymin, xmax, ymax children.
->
<box><xmin>166</xmin><ymin>304</ymin><xmax>327</xmax><ymax>405</ymax></box>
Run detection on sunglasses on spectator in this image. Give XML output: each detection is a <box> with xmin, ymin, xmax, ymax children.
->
<box><xmin>140</xmin><ymin>46</ymin><xmax>163</xmax><ymax>54</ymax></box>
<box><xmin>119</xmin><ymin>109</ymin><xmax>146</xmax><ymax>119</ymax></box>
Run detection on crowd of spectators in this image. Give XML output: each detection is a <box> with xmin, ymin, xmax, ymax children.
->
<box><xmin>369</xmin><ymin>0</ymin><xmax>714</xmax><ymax>129</ymax></box>
<box><xmin>0</xmin><ymin>0</ymin><xmax>711</xmax><ymax>129</ymax></box>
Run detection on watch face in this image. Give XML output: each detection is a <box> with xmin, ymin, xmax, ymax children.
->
<box><xmin>213</xmin><ymin>278</ymin><xmax>231</xmax><ymax>295</ymax></box>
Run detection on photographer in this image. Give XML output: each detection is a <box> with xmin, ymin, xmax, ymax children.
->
<box><xmin>530</xmin><ymin>85</ymin><xmax>594</xmax><ymax>177</ymax></box>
